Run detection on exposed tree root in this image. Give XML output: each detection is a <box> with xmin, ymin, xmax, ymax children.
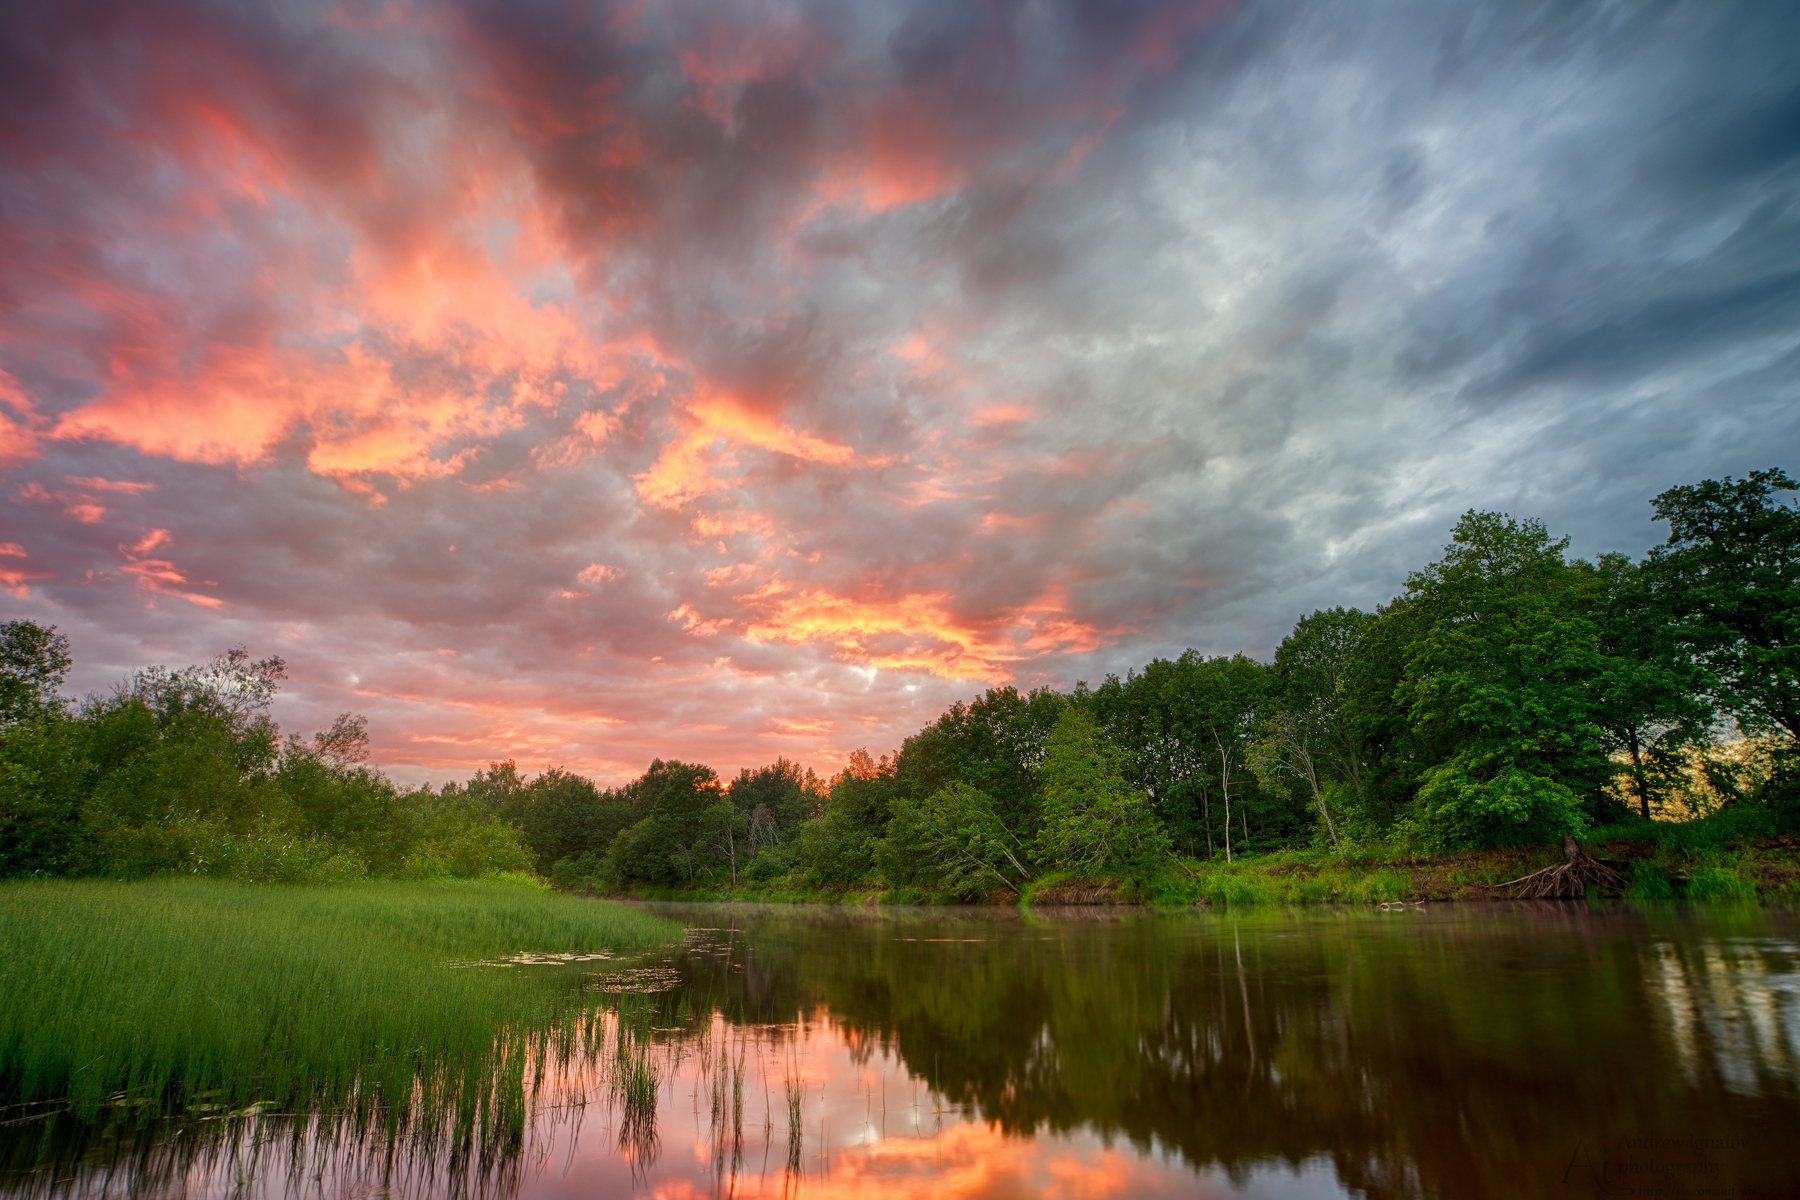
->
<box><xmin>1496</xmin><ymin>834</ymin><xmax>1627</xmax><ymax>898</ymax></box>
<box><xmin>1032</xmin><ymin>880</ymin><xmax>1126</xmax><ymax>905</ymax></box>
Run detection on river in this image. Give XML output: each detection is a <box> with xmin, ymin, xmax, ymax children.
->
<box><xmin>8</xmin><ymin>901</ymin><xmax>1798</xmax><ymax>1199</ymax></box>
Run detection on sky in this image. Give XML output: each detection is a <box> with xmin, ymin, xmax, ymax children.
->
<box><xmin>2</xmin><ymin>0</ymin><xmax>1797</xmax><ymax>787</ymax></box>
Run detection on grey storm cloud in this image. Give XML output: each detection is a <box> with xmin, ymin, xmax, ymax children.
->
<box><xmin>1</xmin><ymin>0</ymin><xmax>1795</xmax><ymax>784</ymax></box>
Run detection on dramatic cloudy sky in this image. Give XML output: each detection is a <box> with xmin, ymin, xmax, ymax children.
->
<box><xmin>2</xmin><ymin>0</ymin><xmax>1796</xmax><ymax>785</ymax></box>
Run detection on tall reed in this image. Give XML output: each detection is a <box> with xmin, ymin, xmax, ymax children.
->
<box><xmin>0</xmin><ymin>878</ymin><xmax>679</xmax><ymax>1125</ymax></box>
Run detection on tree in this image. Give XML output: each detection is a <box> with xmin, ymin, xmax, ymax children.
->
<box><xmin>1250</xmin><ymin>710</ymin><xmax>1339</xmax><ymax>847</ymax></box>
<box><xmin>726</xmin><ymin>758</ymin><xmax>819</xmax><ymax>844</ymax></box>
<box><xmin>459</xmin><ymin>759</ymin><xmax>529</xmax><ymax>821</ymax></box>
<box><xmin>0</xmin><ymin>620</ymin><xmax>71</xmax><ymax>726</ymax></box>
<box><xmin>707</xmin><ymin>794</ymin><xmax>747</xmax><ymax>885</ymax></box>
<box><xmin>796</xmin><ymin>750</ymin><xmax>893</xmax><ymax>884</ymax></box>
<box><xmin>877</xmin><ymin>782</ymin><xmax>1033</xmax><ymax>896</ymax></box>
<box><xmin>1649</xmin><ymin>468</ymin><xmax>1799</xmax><ymax>740</ymax></box>
<box><xmin>1586</xmin><ymin>554</ymin><xmax>1714</xmax><ymax>819</ymax></box>
<box><xmin>1035</xmin><ymin>708</ymin><xmax>1169</xmax><ymax>878</ymax></box>
<box><xmin>1191</xmin><ymin>655</ymin><xmax>1269</xmax><ymax>862</ymax></box>
<box><xmin>893</xmin><ymin>687</ymin><xmax>1064</xmax><ymax>836</ymax></box>
<box><xmin>605</xmin><ymin>759</ymin><xmax>724</xmax><ymax>885</ymax></box>
<box><xmin>1272</xmin><ymin>608</ymin><xmax>1377</xmax><ymax>818</ymax></box>
<box><xmin>310</xmin><ymin>712</ymin><xmax>371</xmax><ymax>769</ymax></box>
<box><xmin>1083</xmin><ymin>658</ymin><xmax>1213</xmax><ymax>854</ymax></box>
<box><xmin>1399</xmin><ymin>512</ymin><xmax>1607</xmax><ymax>847</ymax></box>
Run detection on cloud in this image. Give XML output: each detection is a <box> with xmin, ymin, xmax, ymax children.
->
<box><xmin>2</xmin><ymin>0</ymin><xmax>1796</xmax><ymax>784</ymax></box>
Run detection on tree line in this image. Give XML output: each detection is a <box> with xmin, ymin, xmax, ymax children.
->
<box><xmin>1</xmin><ymin>469</ymin><xmax>1794</xmax><ymax>889</ymax></box>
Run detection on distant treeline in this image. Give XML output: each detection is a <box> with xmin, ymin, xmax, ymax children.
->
<box><xmin>1</xmin><ymin>469</ymin><xmax>1794</xmax><ymax>890</ymax></box>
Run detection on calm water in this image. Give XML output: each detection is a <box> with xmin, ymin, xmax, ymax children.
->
<box><xmin>7</xmin><ymin>902</ymin><xmax>1800</xmax><ymax>1199</ymax></box>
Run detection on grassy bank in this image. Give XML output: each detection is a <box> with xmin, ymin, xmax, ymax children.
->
<box><xmin>0</xmin><ymin>878</ymin><xmax>680</xmax><ymax>1123</ymax></box>
<box><xmin>1130</xmin><ymin>832</ymin><xmax>1797</xmax><ymax>907</ymax></box>
<box><xmin>561</xmin><ymin>812</ymin><xmax>1800</xmax><ymax>907</ymax></box>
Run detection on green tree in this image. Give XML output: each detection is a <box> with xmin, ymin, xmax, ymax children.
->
<box><xmin>795</xmin><ymin>750</ymin><xmax>893</xmax><ymax>885</ymax></box>
<box><xmin>1399</xmin><ymin>512</ymin><xmax>1609</xmax><ymax>848</ymax></box>
<box><xmin>0</xmin><ymin>620</ymin><xmax>71</xmax><ymax>727</ymax></box>
<box><xmin>876</xmin><ymin>782</ymin><xmax>1033</xmax><ymax>896</ymax></box>
<box><xmin>1190</xmin><ymin>654</ymin><xmax>1272</xmax><ymax>862</ymax></box>
<box><xmin>604</xmin><ymin>759</ymin><xmax>723</xmax><ymax>885</ymax></box>
<box><xmin>1249</xmin><ymin>710</ymin><xmax>1339</xmax><ymax>847</ymax></box>
<box><xmin>1035</xmin><ymin>708</ymin><xmax>1169</xmax><ymax>878</ymax></box>
<box><xmin>892</xmin><ymin>687</ymin><xmax>1065</xmax><ymax>836</ymax></box>
<box><xmin>1272</xmin><ymin>609</ymin><xmax>1378</xmax><ymax>822</ymax></box>
<box><xmin>726</xmin><ymin>758</ymin><xmax>819</xmax><ymax>844</ymax></box>
<box><xmin>0</xmin><ymin>716</ymin><xmax>92</xmax><ymax>876</ymax></box>
<box><xmin>1587</xmin><ymin>553</ymin><xmax>1715</xmax><ymax>819</ymax></box>
<box><xmin>1082</xmin><ymin>657</ymin><xmax>1214</xmax><ymax>854</ymax></box>
<box><xmin>1649</xmin><ymin>468</ymin><xmax>1799</xmax><ymax>740</ymax></box>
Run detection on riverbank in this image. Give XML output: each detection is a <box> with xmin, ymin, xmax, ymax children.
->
<box><xmin>570</xmin><ymin>826</ymin><xmax>1800</xmax><ymax>907</ymax></box>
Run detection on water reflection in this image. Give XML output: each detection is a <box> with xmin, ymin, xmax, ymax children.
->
<box><xmin>1646</xmin><ymin>937</ymin><xmax>1800</xmax><ymax>1096</ymax></box>
<box><xmin>5</xmin><ymin>903</ymin><xmax>1798</xmax><ymax>1199</ymax></box>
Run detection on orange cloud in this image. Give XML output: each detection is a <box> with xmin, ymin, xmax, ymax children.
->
<box><xmin>65</xmin><ymin>476</ymin><xmax>157</xmax><ymax>494</ymax></box>
<box><xmin>0</xmin><ymin>370</ymin><xmax>41</xmax><ymax>464</ymax></box>
<box><xmin>117</xmin><ymin>529</ymin><xmax>221</xmax><ymax>608</ymax></box>
<box><xmin>0</xmin><ymin>544</ymin><xmax>51</xmax><ymax>598</ymax></box>
<box><xmin>740</xmin><ymin>585</ymin><xmax>1015</xmax><ymax>681</ymax></box>
<box><xmin>637</xmin><ymin>386</ymin><xmax>855</xmax><ymax>509</ymax></box>
<box><xmin>669</xmin><ymin>602</ymin><xmax>732</xmax><ymax>637</ymax></box>
<box><xmin>971</xmin><ymin>401</ymin><xmax>1035</xmax><ymax>427</ymax></box>
<box><xmin>727</xmin><ymin>575</ymin><xmax>1121</xmax><ymax>683</ymax></box>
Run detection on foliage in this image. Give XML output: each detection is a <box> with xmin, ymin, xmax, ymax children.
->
<box><xmin>796</xmin><ymin>808</ymin><xmax>875</xmax><ymax>885</ymax></box>
<box><xmin>1589</xmin><ymin>553</ymin><xmax>1717</xmax><ymax>819</ymax></box>
<box><xmin>0</xmin><ymin>619</ymin><xmax>71</xmax><ymax>727</ymax></box>
<box><xmin>893</xmin><ymin>688</ymin><xmax>1064</xmax><ymax>834</ymax></box>
<box><xmin>876</xmin><ymin>782</ymin><xmax>1033</xmax><ymax>896</ymax></box>
<box><xmin>1649</xmin><ymin>468</ymin><xmax>1799</xmax><ymax>739</ymax></box>
<box><xmin>607</xmin><ymin>759</ymin><xmax>725</xmax><ymax>885</ymax></box>
<box><xmin>1035</xmin><ymin>708</ymin><xmax>1171</xmax><ymax>878</ymax></box>
<box><xmin>0</xmin><ymin>640</ymin><xmax>532</xmax><ymax>882</ymax></box>
<box><xmin>1272</xmin><ymin>607</ymin><xmax>1377</xmax><ymax>825</ymax></box>
<box><xmin>1396</xmin><ymin>512</ymin><xmax>1617</xmax><ymax>847</ymax></box>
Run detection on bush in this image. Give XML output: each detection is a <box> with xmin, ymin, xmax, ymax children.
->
<box><xmin>744</xmin><ymin>843</ymin><xmax>795</xmax><ymax>882</ymax></box>
<box><xmin>876</xmin><ymin>783</ymin><xmax>1029</xmax><ymax>897</ymax></box>
<box><xmin>1404</xmin><ymin>764</ymin><xmax>1588</xmax><ymax>851</ymax></box>
<box><xmin>796</xmin><ymin>810</ymin><xmax>872</xmax><ymax>884</ymax></box>
<box><xmin>398</xmin><ymin>809</ymin><xmax>532</xmax><ymax>880</ymax></box>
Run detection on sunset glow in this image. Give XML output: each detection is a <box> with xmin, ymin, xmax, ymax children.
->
<box><xmin>4</xmin><ymin>0</ymin><xmax>1794</xmax><ymax>784</ymax></box>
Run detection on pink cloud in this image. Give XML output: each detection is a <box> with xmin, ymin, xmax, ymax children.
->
<box><xmin>0</xmin><ymin>0</ymin><xmax>1262</xmax><ymax>785</ymax></box>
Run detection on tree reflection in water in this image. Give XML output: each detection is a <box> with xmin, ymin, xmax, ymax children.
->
<box><xmin>4</xmin><ymin>903</ymin><xmax>1796</xmax><ymax>1199</ymax></box>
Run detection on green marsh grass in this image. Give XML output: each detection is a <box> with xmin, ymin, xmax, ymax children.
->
<box><xmin>0</xmin><ymin>878</ymin><xmax>679</xmax><ymax>1127</ymax></box>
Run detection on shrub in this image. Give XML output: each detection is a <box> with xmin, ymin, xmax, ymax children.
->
<box><xmin>745</xmin><ymin>842</ymin><xmax>796</xmax><ymax>882</ymax></box>
<box><xmin>1405</xmin><ymin>764</ymin><xmax>1588</xmax><ymax>851</ymax></box>
<box><xmin>796</xmin><ymin>810</ymin><xmax>872</xmax><ymax>884</ymax></box>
